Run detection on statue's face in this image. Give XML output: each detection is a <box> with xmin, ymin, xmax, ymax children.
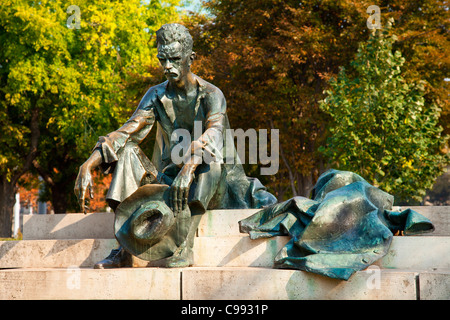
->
<box><xmin>157</xmin><ymin>41</ymin><xmax>192</xmax><ymax>83</ymax></box>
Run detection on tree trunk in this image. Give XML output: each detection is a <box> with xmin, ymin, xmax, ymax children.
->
<box><xmin>50</xmin><ymin>182</ymin><xmax>69</xmax><ymax>214</ymax></box>
<box><xmin>33</xmin><ymin>157</ymin><xmax>75</xmax><ymax>214</ymax></box>
<box><xmin>0</xmin><ymin>103</ymin><xmax>40</xmax><ymax>236</ymax></box>
<box><xmin>0</xmin><ymin>176</ymin><xmax>18</xmax><ymax>238</ymax></box>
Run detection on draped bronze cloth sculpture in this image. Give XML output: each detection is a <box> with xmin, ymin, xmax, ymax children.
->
<box><xmin>74</xmin><ymin>23</ymin><xmax>276</xmax><ymax>268</ymax></box>
<box><xmin>239</xmin><ymin>169</ymin><xmax>435</xmax><ymax>280</ymax></box>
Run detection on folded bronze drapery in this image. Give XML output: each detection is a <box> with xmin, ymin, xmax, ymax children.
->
<box><xmin>239</xmin><ymin>169</ymin><xmax>435</xmax><ymax>280</ymax></box>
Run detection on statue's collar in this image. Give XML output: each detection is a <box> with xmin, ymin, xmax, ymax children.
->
<box><xmin>156</xmin><ymin>74</ymin><xmax>207</xmax><ymax>100</ymax></box>
<box><xmin>154</xmin><ymin>74</ymin><xmax>207</xmax><ymax>126</ymax></box>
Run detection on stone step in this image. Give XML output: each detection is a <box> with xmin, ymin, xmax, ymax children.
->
<box><xmin>0</xmin><ymin>267</ymin><xmax>448</xmax><ymax>300</ymax></box>
<box><xmin>0</xmin><ymin>267</ymin><xmax>181</xmax><ymax>300</ymax></box>
<box><xmin>23</xmin><ymin>212</ymin><xmax>115</xmax><ymax>240</ymax></box>
<box><xmin>22</xmin><ymin>206</ymin><xmax>450</xmax><ymax>240</ymax></box>
<box><xmin>182</xmin><ymin>267</ymin><xmax>421</xmax><ymax>300</ymax></box>
<box><xmin>0</xmin><ymin>239</ymin><xmax>118</xmax><ymax>268</ymax></box>
<box><xmin>183</xmin><ymin>267</ymin><xmax>450</xmax><ymax>300</ymax></box>
<box><xmin>418</xmin><ymin>270</ymin><xmax>450</xmax><ymax>300</ymax></box>
<box><xmin>2</xmin><ymin>236</ymin><xmax>449</xmax><ymax>270</ymax></box>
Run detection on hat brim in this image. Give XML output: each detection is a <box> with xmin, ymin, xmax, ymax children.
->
<box><xmin>114</xmin><ymin>184</ymin><xmax>191</xmax><ymax>261</ymax></box>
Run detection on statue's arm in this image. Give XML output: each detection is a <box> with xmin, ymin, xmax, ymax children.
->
<box><xmin>185</xmin><ymin>88</ymin><xmax>226</xmax><ymax>166</ymax></box>
<box><xmin>169</xmin><ymin>88</ymin><xmax>226</xmax><ymax>214</ymax></box>
<box><xmin>93</xmin><ymin>90</ymin><xmax>157</xmax><ymax>169</ymax></box>
<box><xmin>74</xmin><ymin>89</ymin><xmax>157</xmax><ymax>212</ymax></box>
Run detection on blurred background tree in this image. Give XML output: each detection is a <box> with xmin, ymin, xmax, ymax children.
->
<box><xmin>319</xmin><ymin>23</ymin><xmax>449</xmax><ymax>204</ymax></box>
<box><xmin>0</xmin><ymin>0</ymin><xmax>181</xmax><ymax>236</ymax></box>
<box><xmin>184</xmin><ymin>0</ymin><xmax>449</xmax><ymax>200</ymax></box>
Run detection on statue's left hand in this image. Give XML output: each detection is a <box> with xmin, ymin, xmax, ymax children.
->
<box><xmin>170</xmin><ymin>165</ymin><xmax>195</xmax><ymax>216</ymax></box>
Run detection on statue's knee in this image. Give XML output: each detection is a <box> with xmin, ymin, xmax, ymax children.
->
<box><xmin>209</xmin><ymin>161</ymin><xmax>222</xmax><ymax>177</ymax></box>
<box><xmin>196</xmin><ymin>161</ymin><xmax>222</xmax><ymax>179</ymax></box>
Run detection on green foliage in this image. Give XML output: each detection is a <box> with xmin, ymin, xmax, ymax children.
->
<box><xmin>186</xmin><ymin>0</ymin><xmax>373</xmax><ymax>199</ymax></box>
<box><xmin>0</xmin><ymin>0</ymin><xmax>181</xmax><ymax>211</ymax></box>
<box><xmin>186</xmin><ymin>0</ymin><xmax>449</xmax><ymax>201</ymax></box>
<box><xmin>319</xmin><ymin>23</ymin><xmax>449</xmax><ymax>203</ymax></box>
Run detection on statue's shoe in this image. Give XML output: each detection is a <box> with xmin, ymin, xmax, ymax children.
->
<box><xmin>164</xmin><ymin>243</ymin><xmax>194</xmax><ymax>268</ymax></box>
<box><xmin>94</xmin><ymin>247</ymin><xmax>133</xmax><ymax>269</ymax></box>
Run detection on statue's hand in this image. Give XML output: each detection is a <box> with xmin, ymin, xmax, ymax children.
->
<box><xmin>74</xmin><ymin>162</ymin><xmax>95</xmax><ymax>214</ymax></box>
<box><xmin>74</xmin><ymin>149</ymin><xmax>102</xmax><ymax>213</ymax></box>
<box><xmin>170</xmin><ymin>165</ymin><xmax>195</xmax><ymax>216</ymax></box>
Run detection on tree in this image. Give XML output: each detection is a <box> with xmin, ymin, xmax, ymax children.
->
<box><xmin>185</xmin><ymin>0</ymin><xmax>372</xmax><ymax>199</ymax></box>
<box><xmin>378</xmin><ymin>0</ymin><xmax>450</xmax><ymax>137</ymax></box>
<box><xmin>0</xmin><ymin>0</ymin><xmax>180</xmax><ymax>236</ymax></box>
<box><xmin>319</xmin><ymin>23</ymin><xmax>449</xmax><ymax>204</ymax></box>
<box><xmin>185</xmin><ymin>0</ymin><xmax>449</xmax><ymax>201</ymax></box>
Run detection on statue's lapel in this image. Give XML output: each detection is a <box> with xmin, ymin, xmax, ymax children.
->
<box><xmin>193</xmin><ymin>76</ymin><xmax>207</xmax><ymax>121</ymax></box>
<box><xmin>155</xmin><ymin>76</ymin><xmax>207</xmax><ymax>133</ymax></box>
<box><xmin>154</xmin><ymin>82</ymin><xmax>175</xmax><ymax>135</ymax></box>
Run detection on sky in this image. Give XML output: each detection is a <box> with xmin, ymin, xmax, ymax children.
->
<box><xmin>179</xmin><ymin>0</ymin><xmax>206</xmax><ymax>13</ymax></box>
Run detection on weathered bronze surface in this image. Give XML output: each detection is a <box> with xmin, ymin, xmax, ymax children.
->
<box><xmin>74</xmin><ymin>23</ymin><xmax>276</xmax><ymax>266</ymax></box>
<box><xmin>239</xmin><ymin>169</ymin><xmax>435</xmax><ymax>280</ymax></box>
<box><xmin>114</xmin><ymin>184</ymin><xmax>191</xmax><ymax>262</ymax></box>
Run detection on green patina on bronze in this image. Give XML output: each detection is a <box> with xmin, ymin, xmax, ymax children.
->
<box><xmin>239</xmin><ymin>169</ymin><xmax>435</xmax><ymax>280</ymax></box>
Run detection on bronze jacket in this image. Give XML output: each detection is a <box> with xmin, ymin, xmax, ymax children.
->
<box><xmin>94</xmin><ymin>74</ymin><xmax>276</xmax><ymax>209</ymax></box>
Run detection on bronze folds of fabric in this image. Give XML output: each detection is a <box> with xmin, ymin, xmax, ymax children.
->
<box><xmin>239</xmin><ymin>169</ymin><xmax>435</xmax><ymax>280</ymax></box>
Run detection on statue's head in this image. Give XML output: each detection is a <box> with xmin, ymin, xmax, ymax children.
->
<box><xmin>156</xmin><ymin>23</ymin><xmax>195</xmax><ymax>83</ymax></box>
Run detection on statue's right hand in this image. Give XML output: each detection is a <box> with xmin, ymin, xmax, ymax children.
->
<box><xmin>74</xmin><ymin>162</ymin><xmax>94</xmax><ymax>214</ymax></box>
<box><xmin>74</xmin><ymin>149</ymin><xmax>102</xmax><ymax>213</ymax></box>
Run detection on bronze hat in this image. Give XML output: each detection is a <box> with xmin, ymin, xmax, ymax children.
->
<box><xmin>114</xmin><ymin>184</ymin><xmax>190</xmax><ymax>261</ymax></box>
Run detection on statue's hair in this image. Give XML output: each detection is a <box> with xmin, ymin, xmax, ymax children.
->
<box><xmin>156</xmin><ymin>23</ymin><xmax>193</xmax><ymax>54</ymax></box>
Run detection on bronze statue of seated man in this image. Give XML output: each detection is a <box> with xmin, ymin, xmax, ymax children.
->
<box><xmin>74</xmin><ymin>23</ymin><xmax>276</xmax><ymax>269</ymax></box>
